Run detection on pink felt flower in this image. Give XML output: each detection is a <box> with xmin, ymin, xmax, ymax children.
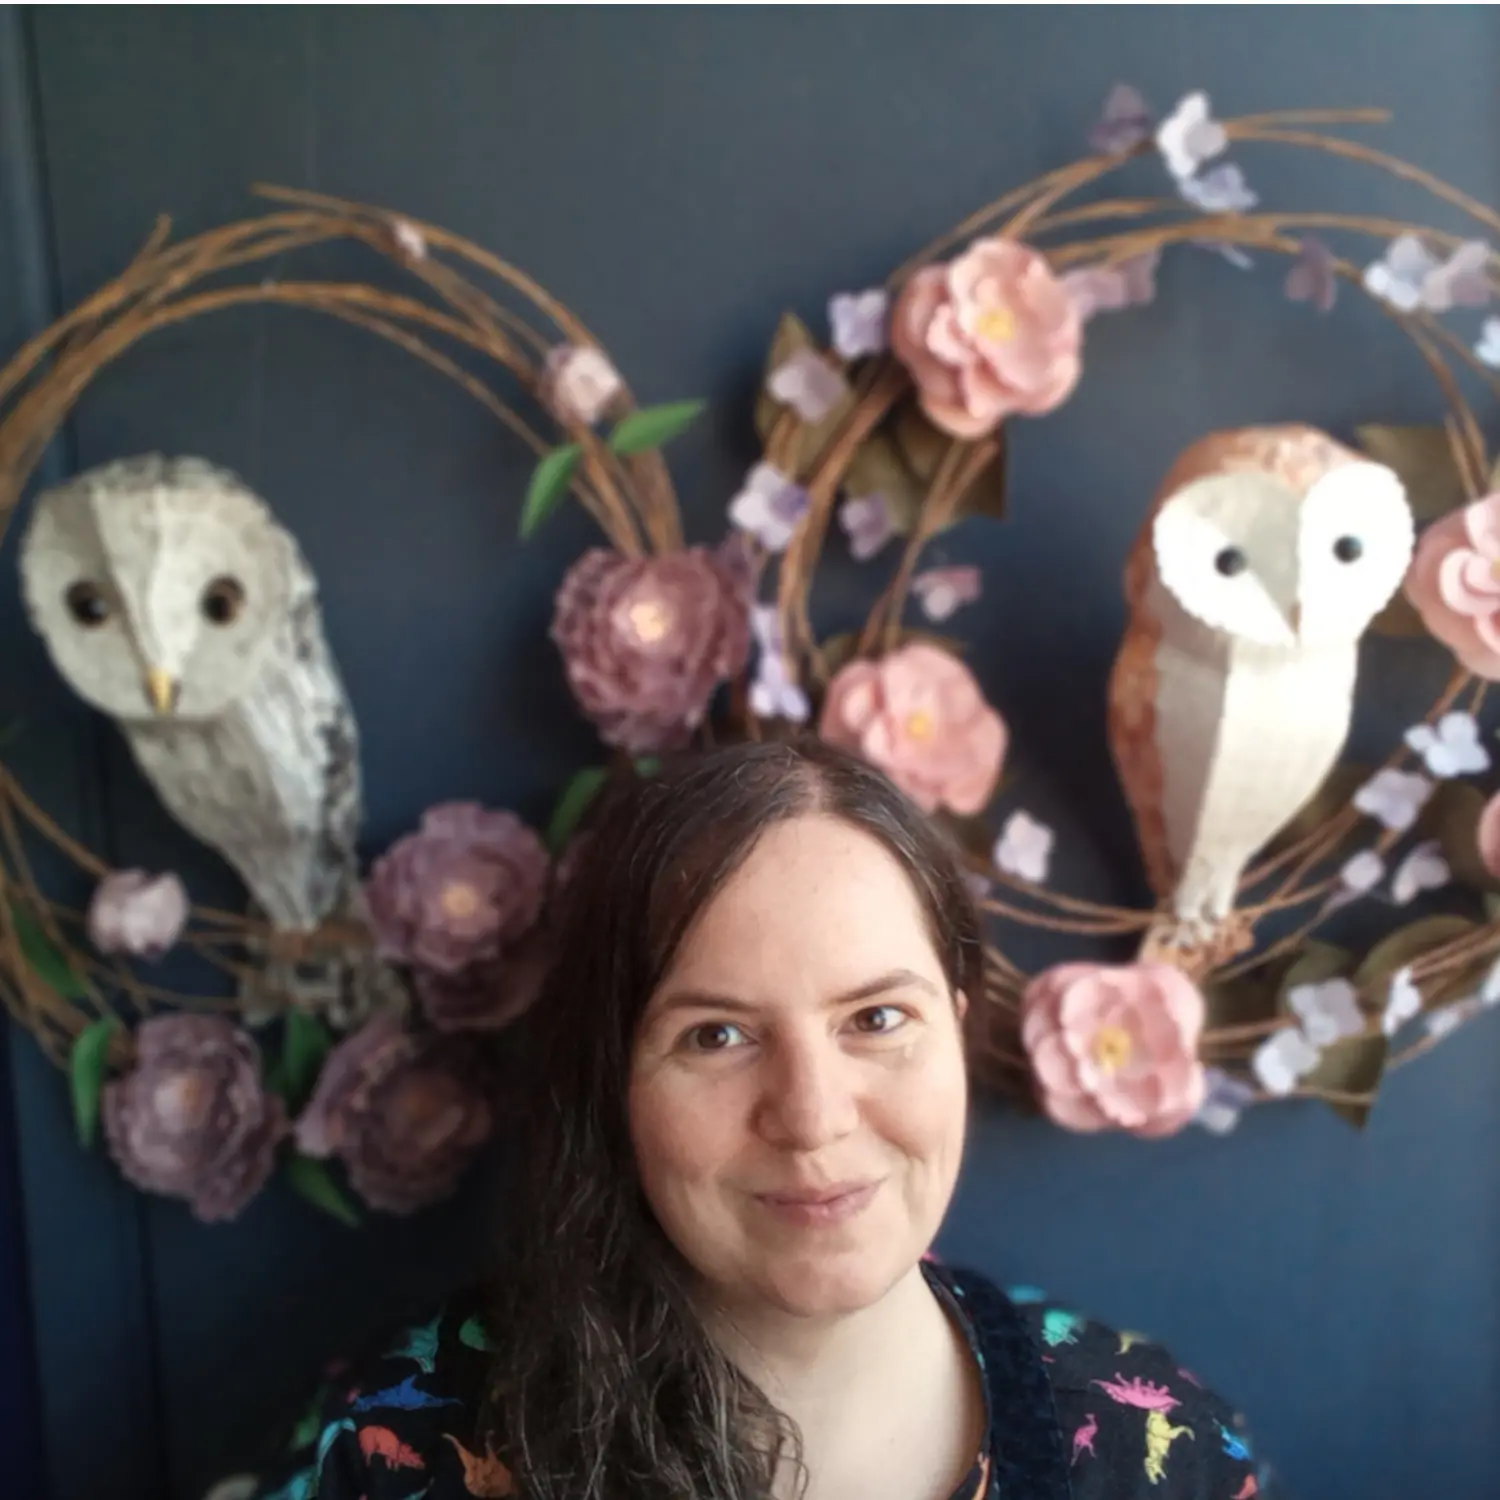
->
<box><xmin>1404</xmin><ymin>493</ymin><xmax>1500</xmax><ymax>678</ymax></box>
<box><xmin>817</xmin><ymin>643</ymin><xmax>1006</xmax><ymax>816</ymax></box>
<box><xmin>540</xmin><ymin>344</ymin><xmax>624</xmax><ymax>427</ymax></box>
<box><xmin>1020</xmin><ymin>961</ymin><xmax>1207</xmax><ymax>1138</ymax></box>
<box><xmin>890</xmin><ymin>237</ymin><xmax>1082</xmax><ymax>439</ymax></box>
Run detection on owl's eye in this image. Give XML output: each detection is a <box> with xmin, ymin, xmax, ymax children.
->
<box><xmin>1214</xmin><ymin>546</ymin><xmax>1248</xmax><ymax>577</ymax></box>
<box><xmin>1333</xmin><ymin>535</ymin><xmax>1363</xmax><ymax>563</ymax></box>
<box><xmin>65</xmin><ymin>581</ymin><xmax>110</xmax><ymax>628</ymax></box>
<box><xmin>201</xmin><ymin>576</ymin><xmax>246</xmax><ymax>625</ymax></box>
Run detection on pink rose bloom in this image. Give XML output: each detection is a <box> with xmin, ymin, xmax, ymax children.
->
<box><xmin>1021</xmin><ymin>962</ymin><xmax>1207</xmax><ymax>1138</ymax></box>
<box><xmin>891</xmin><ymin>236</ymin><xmax>1083</xmax><ymax>439</ymax></box>
<box><xmin>1479</xmin><ymin>790</ymin><xmax>1500</xmax><ymax>881</ymax></box>
<box><xmin>817</xmin><ymin>642</ymin><xmax>1006</xmax><ymax>816</ymax></box>
<box><xmin>540</xmin><ymin>343</ymin><xmax>624</xmax><ymax>427</ymax></box>
<box><xmin>1404</xmin><ymin>493</ymin><xmax>1500</xmax><ymax>678</ymax></box>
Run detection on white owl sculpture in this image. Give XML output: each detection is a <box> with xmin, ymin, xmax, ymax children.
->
<box><xmin>18</xmin><ymin>453</ymin><xmax>396</xmax><ymax>1023</ymax></box>
<box><xmin>1107</xmin><ymin>425</ymin><xmax>1415</xmax><ymax>970</ymax></box>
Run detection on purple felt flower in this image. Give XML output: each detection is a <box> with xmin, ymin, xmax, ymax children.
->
<box><xmin>1155</xmin><ymin>92</ymin><xmax>1228</xmax><ymax>181</ymax></box>
<box><xmin>1179</xmin><ymin>164</ymin><xmax>1257</xmax><ymax>214</ymax></box>
<box><xmin>829</xmin><ymin>289</ymin><xmax>889</xmax><ymax>360</ymax></box>
<box><xmin>1364</xmin><ymin>235</ymin><xmax>1491</xmax><ymax>314</ymax></box>
<box><xmin>911</xmin><ymin>565</ymin><xmax>982</xmax><ymax>622</ymax></box>
<box><xmin>1476</xmin><ymin>317</ymin><xmax>1500</xmax><ymax>368</ymax></box>
<box><xmin>767</xmin><ymin>348</ymin><xmax>850</xmax><ymax>423</ymax></box>
<box><xmin>413</xmin><ymin>929</ymin><xmax>552</xmax><ymax>1034</ymax></box>
<box><xmin>1194</xmin><ymin>1067</ymin><xmax>1257</xmax><ymax>1136</ymax></box>
<box><xmin>1061</xmin><ymin>250</ymin><xmax>1159</xmax><ymax>322</ymax></box>
<box><xmin>839</xmin><ymin>492</ymin><xmax>896</xmax><ymax>561</ymax></box>
<box><xmin>748</xmin><ymin>604</ymin><xmax>810</xmax><ymax>724</ymax></box>
<box><xmin>1284</xmin><ymin>236</ymin><xmax>1338</xmax><ymax>313</ymax></box>
<box><xmin>1090</xmin><ymin>84</ymin><xmax>1154</xmax><ymax>156</ymax></box>
<box><xmin>87</xmin><ymin>870</ymin><xmax>189</xmax><ymax>962</ymax></box>
<box><xmin>728</xmin><ymin>462</ymin><xmax>811</xmax><ymax>552</ymax></box>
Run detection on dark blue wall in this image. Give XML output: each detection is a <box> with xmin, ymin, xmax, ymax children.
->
<box><xmin>4</xmin><ymin>7</ymin><xmax>1500</xmax><ymax>1499</ymax></box>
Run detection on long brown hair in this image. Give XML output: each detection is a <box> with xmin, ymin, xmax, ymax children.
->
<box><xmin>481</xmin><ymin>737</ymin><xmax>984</xmax><ymax>1500</ymax></box>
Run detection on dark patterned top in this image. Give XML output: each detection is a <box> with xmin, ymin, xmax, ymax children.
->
<box><xmin>225</xmin><ymin>1263</ymin><xmax>1274</xmax><ymax>1500</ymax></box>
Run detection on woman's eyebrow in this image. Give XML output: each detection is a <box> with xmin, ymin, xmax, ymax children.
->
<box><xmin>653</xmin><ymin>969</ymin><xmax>938</xmax><ymax>1017</ymax></box>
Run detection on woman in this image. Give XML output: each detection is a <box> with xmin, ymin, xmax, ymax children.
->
<box><xmin>232</xmin><ymin>739</ymin><xmax>1272</xmax><ymax>1500</ymax></box>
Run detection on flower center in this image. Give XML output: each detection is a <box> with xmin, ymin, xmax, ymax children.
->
<box><xmin>155</xmin><ymin>1071</ymin><xmax>211</xmax><ymax>1132</ymax></box>
<box><xmin>1092</xmin><ymin>1024</ymin><xmax>1134</xmax><ymax>1074</ymax></box>
<box><xmin>975</xmin><ymin>306</ymin><xmax>1016</xmax><ymax>343</ymax></box>
<box><xmin>628</xmin><ymin>598</ymin><xmax>672</xmax><ymax>643</ymax></box>
<box><xmin>1489</xmin><ymin>557</ymin><xmax>1500</xmax><ymax>583</ymax></box>
<box><xmin>440</xmin><ymin>881</ymin><xmax>481</xmax><ymax>920</ymax></box>
<box><xmin>904</xmin><ymin>709</ymin><xmax>936</xmax><ymax>741</ymax></box>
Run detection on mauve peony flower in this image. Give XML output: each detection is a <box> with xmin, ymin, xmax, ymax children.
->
<box><xmin>540</xmin><ymin>343</ymin><xmax>624</xmax><ymax>427</ymax></box>
<box><xmin>551</xmin><ymin>546</ymin><xmax>752</xmax><ymax>753</ymax></box>
<box><xmin>1405</xmin><ymin>494</ymin><xmax>1500</xmax><ymax>678</ymax></box>
<box><xmin>891</xmin><ymin>236</ymin><xmax>1082</xmax><ymax>439</ymax></box>
<box><xmin>413</xmin><ymin>929</ymin><xmax>552</xmax><ymax>1033</ymax></box>
<box><xmin>103</xmin><ymin>1014</ymin><xmax>286</xmax><ymax>1222</ymax></box>
<box><xmin>818</xmin><ymin>643</ymin><xmax>1006</xmax><ymax>816</ymax></box>
<box><xmin>366</xmin><ymin>803</ymin><xmax>549</xmax><ymax>977</ymax></box>
<box><xmin>87</xmin><ymin>870</ymin><xmax>189</xmax><ymax>961</ymax></box>
<box><xmin>294</xmin><ymin>1014</ymin><xmax>493</xmax><ymax>1214</ymax></box>
<box><xmin>1021</xmin><ymin>962</ymin><xmax>1206</xmax><ymax>1138</ymax></box>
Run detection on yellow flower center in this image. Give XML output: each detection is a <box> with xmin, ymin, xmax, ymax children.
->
<box><xmin>975</xmin><ymin>305</ymin><xmax>1017</xmax><ymax>343</ymax></box>
<box><xmin>440</xmin><ymin>881</ymin><xmax>481</xmax><ymax>920</ymax></box>
<box><xmin>1092</xmin><ymin>1024</ymin><xmax>1134</xmax><ymax>1074</ymax></box>
<box><xmin>905</xmin><ymin>709</ymin><xmax>936</xmax><ymax>741</ymax></box>
<box><xmin>1489</xmin><ymin>557</ymin><xmax>1500</xmax><ymax>582</ymax></box>
<box><xmin>628</xmin><ymin>598</ymin><xmax>671</xmax><ymax>643</ymax></box>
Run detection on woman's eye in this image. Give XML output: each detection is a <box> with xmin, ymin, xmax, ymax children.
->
<box><xmin>684</xmin><ymin>1021</ymin><xmax>747</xmax><ymax>1053</ymax></box>
<box><xmin>852</xmin><ymin>1005</ymin><xmax>906</xmax><ymax>1035</ymax></box>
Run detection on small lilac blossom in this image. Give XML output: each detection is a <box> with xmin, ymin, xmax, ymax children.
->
<box><xmin>1179</xmin><ymin>165</ymin><xmax>1257</xmax><ymax>214</ymax></box>
<box><xmin>387</xmin><ymin>217</ymin><xmax>428</xmax><ymax>263</ymax></box>
<box><xmin>1424</xmin><ymin>240</ymin><xmax>1490</xmax><ymax>311</ymax></box>
<box><xmin>1062</xmin><ymin>251</ymin><xmax>1158</xmax><ymax>321</ymax></box>
<box><xmin>1155</xmin><ymin>92</ymin><xmax>1228</xmax><ymax>181</ymax></box>
<box><xmin>1404</xmin><ymin>712</ymin><xmax>1489</xmax><ymax>778</ymax></box>
<box><xmin>911</xmin><ymin>565</ymin><xmax>982</xmax><ymax>623</ymax></box>
<box><xmin>747</xmin><ymin>604</ymin><xmax>810</xmax><ymax>723</ymax></box>
<box><xmin>1390</xmin><ymin>840</ymin><xmax>1449</xmax><ymax>906</ymax></box>
<box><xmin>1195</xmin><ymin>241</ymin><xmax>1254</xmax><ymax>271</ymax></box>
<box><xmin>727</xmin><ymin>462</ymin><xmax>809</xmax><ymax>553</ymax></box>
<box><xmin>1365</xmin><ymin>236</ymin><xmax>1491</xmax><ymax>314</ymax></box>
<box><xmin>1482</xmin><ymin>958</ymin><xmax>1500</xmax><ymax>1007</ymax></box>
<box><xmin>1194</xmin><ymin>1067</ymin><xmax>1257</xmax><ymax>1135</ymax></box>
<box><xmin>1475</xmin><ymin>318</ymin><xmax>1500</xmax><ymax>369</ymax></box>
<box><xmin>1353</xmin><ymin>768</ymin><xmax>1434</xmax><ymax>832</ymax></box>
<box><xmin>993</xmin><ymin>811</ymin><xmax>1054</xmax><ymax>885</ymax></box>
<box><xmin>1426</xmin><ymin>1001</ymin><xmax>1480</xmax><ymax>1040</ymax></box>
<box><xmin>828</xmin><ymin>289</ymin><xmax>889</xmax><ymax>360</ymax></box>
<box><xmin>87</xmin><ymin>870</ymin><xmax>190</xmax><ymax>961</ymax></box>
<box><xmin>1287</xmin><ymin>980</ymin><xmax>1364</xmax><ymax>1047</ymax></box>
<box><xmin>963</xmin><ymin>869</ymin><xmax>992</xmax><ymax>901</ymax></box>
<box><xmin>766</xmin><ymin>348</ymin><xmax>850</xmax><ymax>424</ymax></box>
<box><xmin>1340</xmin><ymin>849</ymin><xmax>1385</xmax><ymax>896</ymax></box>
<box><xmin>1284</xmin><ymin>236</ymin><xmax>1338</xmax><ymax>313</ymax></box>
<box><xmin>1251</xmin><ymin>1027</ymin><xmax>1321</xmax><ymax>1096</ymax></box>
<box><xmin>839</xmin><ymin>492</ymin><xmax>896</xmax><ymax>561</ymax></box>
<box><xmin>1382</xmin><ymin>967</ymin><xmax>1423</xmax><ymax>1037</ymax></box>
<box><xmin>1090</xmin><ymin>84</ymin><xmax>1154</xmax><ymax>156</ymax></box>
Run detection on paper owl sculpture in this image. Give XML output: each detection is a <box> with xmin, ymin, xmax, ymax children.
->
<box><xmin>18</xmin><ymin>454</ymin><xmax>396</xmax><ymax>1022</ymax></box>
<box><xmin>1107</xmin><ymin>425</ymin><xmax>1415</xmax><ymax>967</ymax></box>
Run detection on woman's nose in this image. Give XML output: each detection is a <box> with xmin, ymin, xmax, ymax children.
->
<box><xmin>753</xmin><ymin>1032</ymin><xmax>860</xmax><ymax>1150</ymax></box>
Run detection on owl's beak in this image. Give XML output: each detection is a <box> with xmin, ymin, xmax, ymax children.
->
<box><xmin>144</xmin><ymin>667</ymin><xmax>180</xmax><ymax>715</ymax></box>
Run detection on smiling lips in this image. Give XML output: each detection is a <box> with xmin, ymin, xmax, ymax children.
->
<box><xmin>756</xmin><ymin>1180</ymin><xmax>881</xmax><ymax>1228</ymax></box>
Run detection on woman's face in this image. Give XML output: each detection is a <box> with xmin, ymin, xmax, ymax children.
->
<box><xmin>629</xmin><ymin>813</ymin><xmax>969</xmax><ymax>1321</ymax></box>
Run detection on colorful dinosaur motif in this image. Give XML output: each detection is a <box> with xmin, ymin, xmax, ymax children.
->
<box><xmin>390</xmin><ymin>1315</ymin><xmax>443</xmax><ymax>1374</ymax></box>
<box><xmin>351</xmin><ymin>1375</ymin><xmax>462</xmax><ymax>1413</ymax></box>
<box><xmin>1219</xmin><ymin>1422</ymin><xmax>1252</xmax><ymax>1461</ymax></box>
<box><xmin>1232</xmin><ymin>1478</ymin><xmax>1259</xmax><ymax>1499</ymax></box>
<box><xmin>1071</xmin><ymin>1412</ymin><xmax>1098</xmax><ymax>1465</ymax></box>
<box><xmin>1042</xmin><ymin>1307</ymin><xmax>1086</xmax><ymax>1347</ymax></box>
<box><xmin>444</xmin><ymin>1435</ymin><xmax>516</xmax><ymax>1497</ymax></box>
<box><xmin>1143</xmin><ymin>1409</ymin><xmax>1194</xmax><ymax>1484</ymax></box>
<box><xmin>1092</xmin><ymin>1373</ymin><xmax>1181</xmax><ymax>1411</ymax></box>
<box><xmin>358</xmin><ymin>1424</ymin><xmax>427</xmax><ymax>1471</ymax></box>
<box><xmin>458</xmin><ymin>1315</ymin><xmax>498</xmax><ymax>1353</ymax></box>
<box><xmin>1117</xmin><ymin>1330</ymin><xmax>1148</xmax><ymax>1354</ymax></box>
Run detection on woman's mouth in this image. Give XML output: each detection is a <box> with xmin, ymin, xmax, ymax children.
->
<box><xmin>755</xmin><ymin>1180</ymin><xmax>880</xmax><ymax>1228</ymax></box>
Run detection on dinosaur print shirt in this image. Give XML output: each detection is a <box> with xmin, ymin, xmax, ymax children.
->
<box><xmin>226</xmin><ymin>1263</ymin><xmax>1274</xmax><ymax>1500</ymax></box>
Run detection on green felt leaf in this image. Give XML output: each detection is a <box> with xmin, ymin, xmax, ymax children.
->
<box><xmin>285</xmin><ymin>1155</ymin><xmax>361</xmax><ymax>1228</ymax></box>
<box><xmin>633</xmin><ymin>756</ymin><xmax>661</xmax><ymax>777</ymax></box>
<box><xmin>892</xmin><ymin>401</ymin><xmax>1009</xmax><ymax>522</ymax></box>
<box><xmin>1278</xmin><ymin>941</ymin><xmax>1356</xmax><ymax>1001</ymax></box>
<box><xmin>1259</xmin><ymin>763</ymin><xmax>1371</xmax><ymax>866</ymax></box>
<box><xmin>843</xmin><ymin>431</ymin><xmax>926</xmax><ymax>536</ymax></box>
<box><xmin>1301</xmin><ymin>1031</ymin><xmax>1389</xmax><ymax>1129</ymax></box>
<box><xmin>752</xmin><ymin>315</ymin><xmax>856</xmax><ymax>481</ymax></box>
<box><xmin>70</xmin><ymin>1017</ymin><xmax>120</xmax><ymax>1149</ymax></box>
<box><xmin>519</xmin><ymin>444</ymin><xmax>581</xmax><ymax>539</ymax></box>
<box><xmin>459</xmin><ymin>1313</ymin><xmax>498</xmax><ymax>1353</ymax></box>
<box><xmin>8</xmin><ymin>900</ymin><xmax>88</xmax><ymax>999</ymax></box>
<box><xmin>279</xmin><ymin>1011</ymin><xmax>332</xmax><ymax>1114</ymax></box>
<box><xmin>546</xmin><ymin>766</ymin><xmax>608</xmax><ymax>854</ymax></box>
<box><xmin>1415</xmin><ymin>780</ymin><xmax>1497</xmax><ymax>892</ymax></box>
<box><xmin>608</xmin><ymin>400</ymin><xmax>706</xmax><ymax>456</ymax></box>
<box><xmin>1355</xmin><ymin>424</ymin><xmax>1470</xmax><ymax>524</ymax></box>
<box><xmin>1355</xmin><ymin>915</ymin><xmax>1481</xmax><ymax>1008</ymax></box>
<box><xmin>1201</xmin><ymin>971</ymin><xmax>1283</xmax><ymax>1031</ymax></box>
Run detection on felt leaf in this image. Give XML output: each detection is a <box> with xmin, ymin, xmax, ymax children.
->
<box><xmin>285</xmin><ymin>1155</ymin><xmax>361</xmax><ymax>1228</ymax></box>
<box><xmin>1260</xmin><ymin>764</ymin><xmax>1371</xmax><ymax>864</ymax></box>
<box><xmin>70</xmin><ymin>1017</ymin><xmax>120</xmax><ymax>1149</ymax></box>
<box><xmin>843</xmin><ymin>432</ymin><xmax>925</xmax><ymax>535</ymax></box>
<box><xmin>633</xmin><ymin>756</ymin><xmax>661</xmax><ymax>777</ymax></box>
<box><xmin>1299</xmin><ymin>1032</ymin><xmax>1389</xmax><ymax>1128</ymax></box>
<box><xmin>1415</xmin><ymin>780</ymin><xmax>1497</xmax><ymax>891</ymax></box>
<box><xmin>279</xmin><ymin>1011</ymin><xmax>332</xmax><ymax>1114</ymax></box>
<box><xmin>754</xmin><ymin>313</ymin><xmax>816</xmax><ymax>442</ymax></box>
<box><xmin>1355</xmin><ymin>915</ymin><xmax>1480</xmax><ymax>1008</ymax></box>
<box><xmin>546</xmin><ymin>766</ymin><xmax>608</xmax><ymax>854</ymax></box>
<box><xmin>608</xmin><ymin>400</ymin><xmax>706</xmax><ymax>456</ymax></box>
<box><xmin>1202</xmin><ymin>970</ymin><xmax>1283</xmax><ymax>1030</ymax></box>
<box><xmin>1278</xmin><ymin>942</ymin><xmax>1356</xmax><ymax>1000</ymax></box>
<box><xmin>1354</xmin><ymin>424</ymin><xmax>1469</xmax><ymax>523</ymax></box>
<box><xmin>7</xmin><ymin>900</ymin><xmax>88</xmax><ymax>999</ymax></box>
<box><xmin>893</xmin><ymin>401</ymin><xmax>1009</xmax><ymax>521</ymax></box>
<box><xmin>1486</xmin><ymin>890</ymin><xmax>1500</xmax><ymax>923</ymax></box>
<box><xmin>519</xmin><ymin>444</ymin><xmax>581</xmax><ymax>539</ymax></box>
<box><xmin>754</xmin><ymin>314</ymin><xmax>857</xmax><ymax>479</ymax></box>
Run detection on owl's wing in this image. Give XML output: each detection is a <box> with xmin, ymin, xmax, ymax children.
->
<box><xmin>1107</xmin><ymin>614</ymin><xmax>1176</xmax><ymax>901</ymax></box>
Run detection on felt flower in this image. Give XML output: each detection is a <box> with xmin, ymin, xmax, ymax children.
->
<box><xmin>1251</xmin><ymin>1027</ymin><xmax>1321</xmax><ymax>1096</ymax></box>
<box><xmin>1476</xmin><ymin>318</ymin><xmax>1500</xmax><ymax>369</ymax></box>
<box><xmin>1020</xmin><ymin>961</ymin><xmax>1207</xmax><ymax>1138</ymax></box>
<box><xmin>911</xmin><ymin>565</ymin><xmax>982</xmax><ymax>622</ymax></box>
<box><xmin>818</xmin><ymin>643</ymin><xmax>1006</xmax><ymax>816</ymax></box>
<box><xmin>103</xmin><ymin>1014</ymin><xmax>286</xmax><ymax>1223</ymax></box>
<box><xmin>1478</xmin><ymin>790</ymin><xmax>1500</xmax><ymax>880</ymax></box>
<box><xmin>1338</xmin><ymin>849</ymin><xmax>1386</xmax><ymax>898</ymax></box>
<box><xmin>86</xmin><ymin>870</ymin><xmax>189</xmax><ymax>961</ymax></box>
<box><xmin>365</xmin><ymin>803</ymin><xmax>549</xmax><ymax>976</ymax></box>
<box><xmin>1090</xmin><ymin>83</ymin><xmax>1154</xmax><ymax>156</ymax></box>
<box><xmin>551</xmin><ymin>546</ymin><xmax>751</xmax><ymax>752</ymax></box>
<box><xmin>1178</xmin><ymin>165</ymin><xmax>1257</xmax><ymax>214</ymax></box>
<box><xmin>1390</xmin><ymin>840</ymin><xmax>1450</xmax><ymax>905</ymax></box>
<box><xmin>829</xmin><ymin>289</ymin><xmax>889</xmax><ymax>359</ymax></box>
<box><xmin>1155</xmin><ymin>92</ymin><xmax>1227</xmax><ymax>181</ymax></box>
<box><xmin>839</xmin><ymin>492</ymin><xmax>896</xmax><ymax>561</ymax></box>
<box><xmin>385</xmin><ymin>217</ymin><xmax>428</xmax><ymax>264</ymax></box>
<box><xmin>1364</xmin><ymin>236</ymin><xmax>1490</xmax><ymax>314</ymax></box>
<box><xmin>1353</xmin><ymin>768</ymin><xmax>1434</xmax><ymax>832</ymax></box>
<box><xmin>1284</xmin><ymin>236</ymin><xmax>1338</xmax><ymax>313</ymax></box>
<box><xmin>1061</xmin><ymin>251</ymin><xmax>1158</xmax><ymax>322</ymax></box>
<box><xmin>1404</xmin><ymin>494</ymin><xmax>1500</xmax><ymax>678</ymax></box>
<box><xmin>1405</xmin><ymin>712</ymin><xmax>1490</xmax><ymax>778</ymax></box>
<box><xmin>540</xmin><ymin>343</ymin><xmax>624</xmax><ymax>427</ymax></box>
<box><xmin>993</xmin><ymin>811</ymin><xmax>1054</xmax><ymax>884</ymax></box>
<box><xmin>1383</xmin><ymin>967</ymin><xmax>1423</xmax><ymax>1037</ymax></box>
<box><xmin>413</xmin><ymin>930</ymin><xmax>552</xmax><ymax>1034</ymax></box>
<box><xmin>1286</xmin><ymin>980</ymin><xmax>1364</xmax><ymax>1047</ymax></box>
<box><xmin>748</xmin><ymin>604</ymin><xmax>810</xmax><ymax>724</ymax></box>
<box><xmin>728</xmin><ymin>462</ymin><xmax>811</xmax><ymax>552</ymax></box>
<box><xmin>1194</xmin><ymin>1068</ymin><xmax>1257</xmax><ymax>1136</ymax></box>
<box><xmin>294</xmin><ymin>1013</ymin><xmax>493</xmax><ymax>1215</ymax></box>
<box><xmin>1195</xmin><ymin>240</ymin><xmax>1254</xmax><ymax>270</ymax></box>
<box><xmin>766</xmin><ymin>349</ymin><xmax>849</xmax><ymax>423</ymax></box>
<box><xmin>891</xmin><ymin>236</ymin><xmax>1082</xmax><ymax>439</ymax></box>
